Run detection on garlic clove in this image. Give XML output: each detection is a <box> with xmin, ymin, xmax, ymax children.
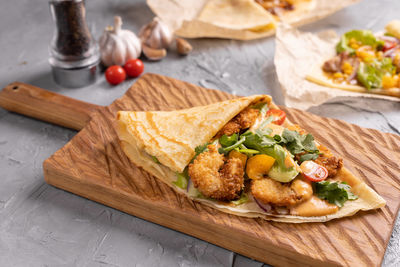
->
<box><xmin>176</xmin><ymin>38</ymin><xmax>193</xmax><ymax>56</ymax></box>
<box><xmin>98</xmin><ymin>16</ymin><xmax>141</xmax><ymax>67</ymax></box>
<box><xmin>139</xmin><ymin>17</ymin><xmax>173</xmax><ymax>50</ymax></box>
<box><xmin>142</xmin><ymin>45</ymin><xmax>167</xmax><ymax>61</ymax></box>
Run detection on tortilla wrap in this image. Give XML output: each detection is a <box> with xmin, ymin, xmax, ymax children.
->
<box><xmin>306</xmin><ymin>58</ymin><xmax>400</xmax><ymax>98</ymax></box>
<box><xmin>147</xmin><ymin>0</ymin><xmax>360</xmax><ymax>40</ymax></box>
<box><xmin>116</xmin><ymin>95</ymin><xmax>385</xmax><ymax>223</ymax></box>
<box><xmin>197</xmin><ymin>0</ymin><xmax>276</xmax><ymax>31</ymax></box>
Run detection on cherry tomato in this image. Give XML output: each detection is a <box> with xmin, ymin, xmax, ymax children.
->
<box><xmin>124</xmin><ymin>59</ymin><xmax>144</xmax><ymax>78</ymax></box>
<box><xmin>105</xmin><ymin>65</ymin><xmax>126</xmax><ymax>85</ymax></box>
<box><xmin>266</xmin><ymin>109</ymin><xmax>286</xmax><ymax>125</ymax></box>
<box><xmin>383</xmin><ymin>41</ymin><xmax>397</xmax><ymax>52</ymax></box>
<box><xmin>300</xmin><ymin>160</ymin><xmax>328</xmax><ymax>182</ymax></box>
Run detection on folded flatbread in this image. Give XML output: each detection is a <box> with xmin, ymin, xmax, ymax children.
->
<box><xmin>147</xmin><ymin>0</ymin><xmax>360</xmax><ymax>40</ymax></box>
<box><xmin>116</xmin><ymin>95</ymin><xmax>385</xmax><ymax>223</ymax></box>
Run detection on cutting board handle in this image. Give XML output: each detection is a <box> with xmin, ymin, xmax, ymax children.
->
<box><xmin>0</xmin><ymin>82</ymin><xmax>100</xmax><ymax>131</ymax></box>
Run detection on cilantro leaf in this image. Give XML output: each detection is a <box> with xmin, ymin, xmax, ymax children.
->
<box><xmin>279</xmin><ymin>129</ymin><xmax>319</xmax><ymax>158</ymax></box>
<box><xmin>151</xmin><ymin>156</ymin><xmax>160</xmax><ymax>164</ymax></box>
<box><xmin>314</xmin><ymin>181</ymin><xmax>358</xmax><ymax>207</ymax></box>
<box><xmin>219</xmin><ymin>134</ymin><xmax>238</xmax><ymax>147</ymax></box>
<box><xmin>299</xmin><ymin>153</ymin><xmax>319</xmax><ymax>163</ymax></box>
<box><xmin>218</xmin><ymin>136</ymin><xmax>246</xmax><ymax>155</ymax></box>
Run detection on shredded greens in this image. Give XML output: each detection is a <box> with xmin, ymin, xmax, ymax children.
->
<box><xmin>357</xmin><ymin>58</ymin><xmax>396</xmax><ymax>90</ymax></box>
<box><xmin>231</xmin><ymin>192</ymin><xmax>249</xmax><ymax>206</ymax></box>
<box><xmin>336</xmin><ymin>30</ymin><xmax>384</xmax><ymax>54</ymax></box>
<box><xmin>314</xmin><ymin>181</ymin><xmax>358</xmax><ymax>207</ymax></box>
<box><xmin>173</xmin><ymin>169</ymin><xmax>189</xmax><ymax>189</ymax></box>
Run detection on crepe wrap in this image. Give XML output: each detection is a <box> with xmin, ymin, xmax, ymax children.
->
<box><xmin>116</xmin><ymin>95</ymin><xmax>385</xmax><ymax>223</ymax></box>
<box><xmin>147</xmin><ymin>0</ymin><xmax>361</xmax><ymax>40</ymax></box>
<box><xmin>275</xmin><ymin>24</ymin><xmax>400</xmax><ymax>110</ymax></box>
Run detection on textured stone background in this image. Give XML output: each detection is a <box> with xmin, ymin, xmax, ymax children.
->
<box><xmin>0</xmin><ymin>0</ymin><xmax>399</xmax><ymax>266</ymax></box>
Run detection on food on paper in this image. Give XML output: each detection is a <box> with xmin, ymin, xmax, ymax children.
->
<box><xmin>116</xmin><ymin>95</ymin><xmax>385</xmax><ymax>222</ymax></box>
<box><xmin>255</xmin><ymin>0</ymin><xmax>316</xmax><ymax>22</ymax></box>
<box><xmin>147</xmin><ymin>0</ymin><xmax>360</xmax><ymax>40</ymax></box>
<box><xmin>306</xmin><ymin>20</ymin><xmax>400</xmax><ymax>98</ymax></box>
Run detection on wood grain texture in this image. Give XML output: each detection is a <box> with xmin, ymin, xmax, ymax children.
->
<box><xmin>43</xmin><ymin>73</ymin><xmax>400</xmax><ymax>267</ymax></box>
<box><xmin>0</xmin><ymin>82</ymin><xmax>98</xmax><ymax>130</ymax></box>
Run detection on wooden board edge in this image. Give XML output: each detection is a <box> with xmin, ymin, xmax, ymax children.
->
<box><xmin>42</xmin><ymin>159</ymin><xmax>341</xmax><ymax>267</ymax></box>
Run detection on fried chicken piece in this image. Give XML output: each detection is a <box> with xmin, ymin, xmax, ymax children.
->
<box><xmin>314</xmin><ymin>145</ymin><xmax>343</xmax><ymax>178</ymax></box>
<box><xmin>217</xmin><ymin>108</ymin><xmax>259</xmax><ymax>137</ymax></box>
<box><xmin>188</xmin><ymin>145</ymin><xmax>244</xmax><ymax>201</ymax></box>
<box><xmin>251</xmin><ymin>178</ymin><xmax>313</xmax><ymax>207</ymax></box>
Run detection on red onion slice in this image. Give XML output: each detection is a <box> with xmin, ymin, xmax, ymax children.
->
<box><xmin>254</xmin><ymin>197</ymin><xmax>272</xmax><ymax>213</ymax></box>
<box><xmin>187</xmin><ymin>178</ymin><xmax>191</xmax><ymax>192</ymax></box>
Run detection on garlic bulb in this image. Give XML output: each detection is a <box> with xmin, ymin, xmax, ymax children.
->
<box><xmin>139</xmin><ymin>17</ymin><xmax>173</xmax><ymax>50</ymax></box>
<box><xmin>99</xmin><ymin>16</ymin><xmax>141</xmax><ymax>67</ymax></box>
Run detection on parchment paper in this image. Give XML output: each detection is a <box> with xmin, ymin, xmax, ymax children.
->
<box><xmin>274</xmin><ymin>24</ymin><xmax>400</xmax><ymax>110</ymax></box>
<box><xmin>147</xmin><ymin>0</ymin><xmax>361</xmax><ymax>40</ymax></box>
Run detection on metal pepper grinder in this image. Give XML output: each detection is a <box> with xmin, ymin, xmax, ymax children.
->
<box><xmin>49</xmin><ymin>0</ymin><xmax>100</xmax><ymax>88</ymax></box>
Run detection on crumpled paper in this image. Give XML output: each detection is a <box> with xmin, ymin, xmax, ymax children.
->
<box><xmin>274</xmin><ymin>24</ymin><xmax>400</xmax><ymax>110</ymax></box>
<box><xmin>147</xmin><ymin>0</ymin><xmax>361</xmax><ymax>40</ymax></box>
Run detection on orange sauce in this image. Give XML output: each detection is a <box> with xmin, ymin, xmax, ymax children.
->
<box><xmin>291</xmin><ymin>196</ymin><xmax>339</xmax><ymax>217</ymax></box>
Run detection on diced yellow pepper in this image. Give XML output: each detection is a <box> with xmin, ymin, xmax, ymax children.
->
<box><xmin>246</xmin><ymin>154</ymin><xmax>276</xmax><ymax>180</ymax></box>
<box><xmin>382</xmin><ymin>75</ymin><xmax>399</xmax><ymax>89</ymax></box>
<box><xmin>376</xmin><ymin>51</ymin><xmax>383</xmax><ymax>60</ymax></box>
<box><xmin>228</xmin><ymin>150</ymin><xmax>247</xmax><ymax>166</ymax></box>
<box><xmin>349</xmin><ymin>38</ymin><xmax>360</xmax><ymax>49</ymax></box>
<box><xmin>356</xmin><ymin>49</ymin><xmax>375</xmax><ymax>63</ymax></box>
<box><xmin>333</xmin><ymin>72</ymin><xmax>343</xmax><ymax>79</ymax></box>
<box><xmin>394</xmin><ymin>53</ymin><xmax>400</xmax><ymax>66</ymax></box>
<box><xmin>341</xmin><ymin>61</ymin><xmax>353</xmax><ymax>75</ymax></box>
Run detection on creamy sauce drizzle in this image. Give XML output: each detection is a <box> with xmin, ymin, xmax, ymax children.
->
<box><xmin>290</xmin><ymin>195</ymin><xmax>339</xmax><ymax>217</ymax></box>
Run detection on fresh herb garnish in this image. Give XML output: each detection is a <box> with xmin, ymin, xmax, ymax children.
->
<box><xmin>218</xmin><ymin>136</ymin><xmax>246</xmax><ymax>154</ymax></box>
<box><xmin>193</xmin><ymin>140</ymin><xmax>219</xmax><ymax>162</ymax></box>
<box><xmin>219</xmin><ymin>133</ymin><xmax>238</xmax><ymax>147</ymax></box>
<box><xmin>299</xmin><ymin>153</ymin><xmax>319</xmax><ymax>162</ymax></box>
<box><xmin>314</xmin><ymin>181</ymin><xmax>358</xmax><ymax>207</ymax></box>
<box><xmin>279</xmin><ymin>129</ymin><xmax>319</xmax><ymax>161</ymax></box>
<box><xmin>251</xmin><ymin>103</ymin><xmax>269</xmax><ymax>115</ymax></box>
<box><xmin>151</xmin><ymin>155</ymin><xmax>160</xmax><ymax>164</ymax></box>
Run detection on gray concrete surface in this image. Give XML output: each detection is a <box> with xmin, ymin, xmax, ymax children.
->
<box><xmin>0</xmin><ymin>0</ymin><xmax>399</xmax><ymax>266</ymax></box>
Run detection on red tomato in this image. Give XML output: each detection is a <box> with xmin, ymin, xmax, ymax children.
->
<box><xmin>266</xmin><ymin>109</ymin><xmax>286</xmax><ymax>125</ymax></box>
<box><xmin>105</xmin><ymin>65</ymin><xmax>126</xmax><ymax>85</ymax></box>
<box><xmin>124</xmin><ymin>59</ymin><xmax>144</xmax><ymax>78</ymax></box>
<box><xmin>383</xmin><ymin>41</ymin><xmax>397</xmax><ymax>52</ymax></box>
<box><xmin>300</xmin><ymin>161</ymin><xmax>328</xmax><ymax>182</ymax></box>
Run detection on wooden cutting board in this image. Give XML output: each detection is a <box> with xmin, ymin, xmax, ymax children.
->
<box><xmin>1</xmin><ymin>73</ymin><xmax>400</xmax><ymax>266</ymax></box>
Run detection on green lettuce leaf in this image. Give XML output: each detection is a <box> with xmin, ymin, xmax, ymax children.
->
<box><xmin>336</xmin><ymin>30</ymin><xmax>384</xmax><ymax>54</ymax></box>
<box><xmin>173</xmin><ymin>170</ymin><xmax>189</xmax><ymax>189</ymax></box>
<box><xmin>357</xmin><ymin>58</ymin><xmax>395</xmax><ymax>90</ymax></box>
<box><xmin>231</xmin><ymin>192</ymin><xmax>249</xmax><ymax>205</ymax></box>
